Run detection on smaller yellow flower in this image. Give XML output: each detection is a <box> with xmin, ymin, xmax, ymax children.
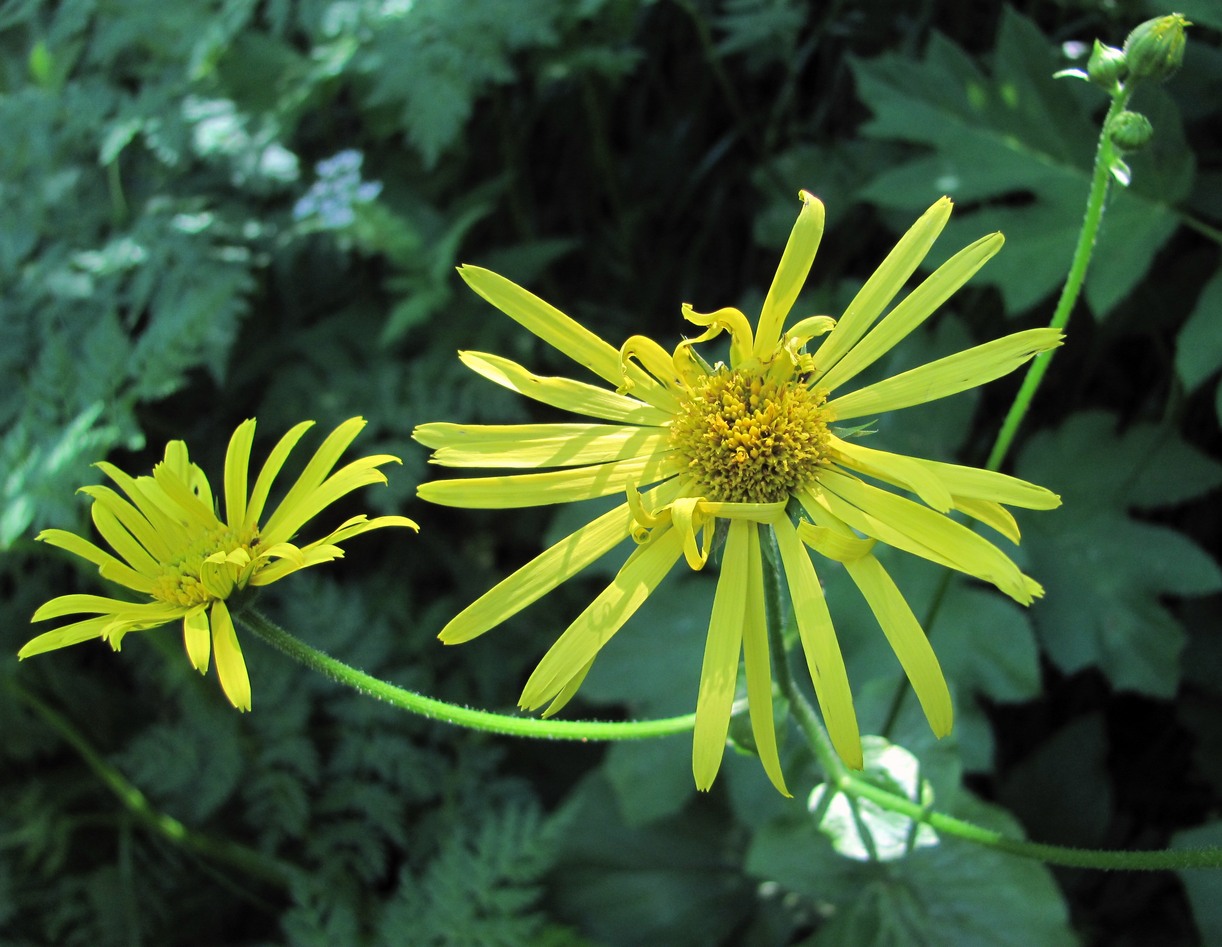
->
<box><xmin>19</xmin><ymin>417</ymin><xmax>417</xmax><ymax>710</ymax></box>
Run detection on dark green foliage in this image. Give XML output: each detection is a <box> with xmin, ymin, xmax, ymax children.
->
<box><xmin>3</xmin><ymin>1</ymin><xmax>1220</xmax><ymax>944</ymax></box>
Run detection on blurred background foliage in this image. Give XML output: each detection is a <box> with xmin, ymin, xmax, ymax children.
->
<box><xmin>2</xmin><ymin>0</ymin><xmax>1221</xmax><ymax>943</ymax></box>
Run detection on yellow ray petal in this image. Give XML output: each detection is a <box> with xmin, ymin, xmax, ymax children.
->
<box><xmin>812</xmin><ymin>197</ymin><xmax>953</xmax><ymax>381</ymax></box>
<box><xmin>457</xmin><ymin>351</ymin><xmax>673</xmax><ymax>425</ymax></box>
<box><xmin>32</xmin><ymin>594</ymin><xmax>180</xmax><ymax>622</ymax></box>
<box><xmin>244</xmin><ymin>420</ymin><xmax>315</xmax><ymax>529</ymax></box>
<box><xmin>261</xmin><ymin>418</ymin><xmax>367</xmax><ymax>539</ymax></box>
<box><xmin>439</xmin><ymin>480</ymin><xmax>684</xmax><ymax>643</ymax></box>
<box><xmin>772</xmin><ymin>516</ymin><xmax>862</xmax><ymax>769</ymax></box>
<box><xmin>754</xmin><ymin>191</ymin><xmax>825</xmax><ymax>359</ymax></box>
<box><xmin>954</xmin><ymin>497</ymin><xmax>1020</xmax><ymax>543</ymax></box>
<box><xmin>224</xmin><ymin>418</ymin><xmax>257</xmax><ymax>526</ymax></box>
<box><xmin>459</xmin><ymin>266</ymin><xmax>679</xmax><ymax>412</ymax></box>
<box><xmin>261</xmin><ymin>456</ymin><xmax>400</xmax><ymax>546</ymax></box>
<box><xmin>84</xmin><ymin>485</ymin><xmax>173</xmax><ymax>565</ymax></box>
<box><xmin>830</xmin><ymin>437</ymin><xmax>954</xmax><ymax>512</ymax></box>
<box><xmin>741</xmin><ymin>528</ymin><xmax>790</xmax><ymax>796</ymax></box>
<box><xmin>542</xmin><ymin>658</ymin><xmax>595</xmax><ymax>718</ymax></box>
<box><xmin>211</xmin><ymin>600</ymin><xmax>251</xmax><ymax>712</ymax></box>
<box><xmin>828</xmin><ymin>327</ymin><xmax>1063</xmax><ymax>421</ymax></box>
<box><xmin>36</xmin><ymin>528</ymin><xmax>155</xmax><ymax>592</ymax></box>
<box><xmin>817</xmin><ymin>231</ymin><xmax>1004</xmax><ymax>393</ymax></box>
<box><xmin>811</xmin><ymin>470</ymin><xmax>1041</xmax><ymax>604</ymax></box>
<box><xmin>417</xmin><ymin>422</ymin><xmax>670</xmax><ymax>469</ymax></box>
<box><xmin>693</xmin><ymin>519</ymin><xmax>750</xmax><ymax>791</ymax></box>
<box><xmin>519</xmin><ymin>525</ymin><xmax>685</xmax><ymax>709</ymax></box>
<box><xmin>18</xmin><ymin>614</ymin><xmax>118</xmax><ymax>657</ymax></box>
<box><xmin>913</xmin><ymin>460</ymin><xmax>1061</xmax><ymax>510</ymax></box>
<box><xmin>183</xmin><ymin>606</ymin><xmax>211</xmax><ymax>673</ymax></box>
<box><xmin>843</xmin><ymin>554</ymin><xmax>953</xmax><ymax>737</ymax></box>
<box><xmin>418</xmin><ymin>452</ymin><xmax>680</xmax><ymax>509</ymax></box>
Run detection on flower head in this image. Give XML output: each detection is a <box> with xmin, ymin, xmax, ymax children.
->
<box><xmin>20</xmin><ymin>417</ymin><xmax>417</xmax><ymax>710</ymax></box>
<box><xmin>416</xmin><ymin>194</ymin><xmax>1061</xmax><ymax>795</ymax></box>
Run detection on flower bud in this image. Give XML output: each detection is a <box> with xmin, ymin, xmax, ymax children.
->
<box><xmin>1086</xmin><ymin>40</ymin><xmax>1127</xmax><ymax>90</ymax></box>
<box><xmin>1123</xmin><ymin>14</ymin><xmax>1190</xmax><ymax>82</ymax></box>
<box><xmin>1107</xmin><ymin>111</ymin><xmax>1154</xmax><ymax>151</ymax></box>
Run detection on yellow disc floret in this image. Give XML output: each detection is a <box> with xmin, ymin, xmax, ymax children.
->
<box><xmin>149</xmin><ymin>524</ymin><xmax>260</xmax><ymax>607</ymax></box>
<box><xmin>669</xmin><ymin>368</ymin><xmax>831</xmax><ymax>503</ymax></box>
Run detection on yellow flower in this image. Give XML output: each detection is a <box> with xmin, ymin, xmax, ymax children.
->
<box><xmin>416</xmin><ymin>194</ymin><xmax>1061</xmax><ymax>795</ymax></box>
<box><xmin>20</xmin><ymin>417</ymin><xmax>417</xmax><ymax>710</ymax></box>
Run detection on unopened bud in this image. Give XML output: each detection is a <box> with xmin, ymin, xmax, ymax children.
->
<box><xmin>1086</xmin><ymin>40</ymin><xmax>1127</xmax><ymax>90</ymax></box>
<box><xmin>1123</xmin><ymin>14</ymin><xmax>1190</xmax><ymax>82</ymax></box>
<box><xmin>1108</xmin><ymin>111</ymin><xmax>1154</xmax><ymax>151</ymax></box>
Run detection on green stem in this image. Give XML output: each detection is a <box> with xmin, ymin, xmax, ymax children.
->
<box><xmin>845</xmin><ymin>778</ymin><xmax>1222</xmax><ymax>871</ymax></box>
<box><xmin>239</xmin><ymin>608</ymin><xmax>696</xmax><ymax>741</ymax></box>
<box><xmin>9</xmin><ymin>681</ymin><xmax>292</xmax><ymax>888</ymax></box>
<box><xmin>986</xmin><ymin>86</ymin><xmax>1132</xmax><ymax>471</ymax></box>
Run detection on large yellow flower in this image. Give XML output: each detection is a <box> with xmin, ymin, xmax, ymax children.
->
<box><xmin>20</xmin><ymin>417</ymin><xmax>417</xmax><ymax>710</ymax></box>
<box><xmin>416</xmin><ymin>194</ymin><xmax>1061</xmax><ymax>795</ymax></box>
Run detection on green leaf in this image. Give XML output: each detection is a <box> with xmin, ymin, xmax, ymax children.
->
<box><xmin>1175</xmin><ymin>265</ymin><xmax>1222</xmax><ymax>393</ymax></box>
<box><xmin>747</xmin><ymin>790</ymin><xmax>1075</xmax><ymax>946</ymax></box>
<box><xmin>1018</xmin><ymin>411</ymin><xmax>1222</xmax><ymax>695</ymax></box>
<box><xmin>851</xmin><ymin>8</ymin><xmax>1193</xmax><ymax>318</ymax></box>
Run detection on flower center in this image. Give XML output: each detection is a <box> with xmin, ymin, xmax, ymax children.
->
<box><xmin>668</xmin><ymin>368</ymin><xmax>831</xmax><ymax>503</ymax></box>
<box><xmin>149</xmin><ymin>524</ymin><xmax>260</xmax><ymax>607</ymax></box>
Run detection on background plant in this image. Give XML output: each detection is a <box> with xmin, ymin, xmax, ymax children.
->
<box><xmin>2</xmin><ymin>1</ymin><xmax>1220</xmax><ymax>944</ymax></box>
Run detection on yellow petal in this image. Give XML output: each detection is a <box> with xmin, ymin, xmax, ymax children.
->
<box><xmin>692</xmin><ymin>519</ymin><xmax>750</xmax><ymax>791</ymax></box>
<box><xmin>772</xmin><ymin>516</ymin><xmax>862</xmax><ymax>769</ymax></box>
<box><xmin>541</xmin><ymin>658</ymin><xmax>595</xmax><ymax>718</ymax></box>
<box><xmin>457</xmin><ymin>351</ymin><xmax>672</xmax><ymax>425</ymax></box>
<box><xmin>416</xmin><ymin>422</ymin><xmax>669</xmax><ymax>469</ymax></box>
<box><xmin>261</xmin><ymin>455</ymin><xmax>401</xmax><ymax>546</ymax></box>
<box><xmin>36</xmin><ymin>528</ymin><xmax>155</xmax><ymax>593</ymax></box>
<box><xmin>914</xmin><ymin>460</ymin><xmax>1061</xmax><ymax>510</ymax></box>
<box><xmin>244</xmin><ymin>420</ymin><xmax>315</xmax><ymax>529</ymax></box>
<box><xmin>18</xmin><ymin>614</ymin><xmax>116</xmax><ymax>657</ymax></box>
<box><xmin>817</xmin><ymin>231</ymin><xmax>1004</xmax><ymax>393</ymax></box>
<box><xmin>224</xmin><ymin>418</ymin><xmax>257</xmax><ymax>526</ymax></box>
<box><xmin>519</xmin><ymin>524</ymin><xmax>685</xmax><ymax>710</ymax></box>
<box><xmin>459</xmin><ymin>266</ymin><xmax>679</xmax><ymax>412</ymax></box>
<box><xmin>418</xmin><ymin>452</ymin><xmax>680</xmax><ymax>509</ymax></box>
<box><xmin>32</xmin><ymin>594</ymin><xmax>178</xmax><ymax>622</ymax></box>
<box><xmin>813</xmin><ymin>197</ymin><xmax>953</xmax><ymax>381</ymax></box>
<box><xmin>754</xmin><ymin>191</ymin><xmax>825</xmax><ymax>359</ymax></box>
<box><xmin>810</xmin><ymin>470</ymin><xmax>1041</xmax><ymax>605</ymax></box>
<box><xmin>438</xmin><ymin>479</ymin><xmax>684</xmax><ymax>643</ymax></box>
<box><xmin>183</xmin><ymin>607</ymin><xmax>211</xmax><ymax>673</ymax></box>
<box><xmin>828</xmin><ymin>327</ymin><xmax>1063</xmax><ymax>421</ymax></box>
<box><xmin>85</xmin><ymin>485</ymin><xmax>173</xmax><ymax>566</ymax></box>
<box><xmin>830</xmin><ymin>437</ymin><xmax>954</xmax><ymax>512</ymax></box>
<box><xmin>211</xmin><ymin>600</ymin><xmax>251</xmax><ymax>712</ymax></box>
<box><xmin>260</xmin><ymin>418</ymin><xmax>367</xmax><ymax>539</ymax></box>
<box><xmin>741</xmin><ymin>529</ymin><xmax>790</xmax><ymax>796</ymax></box>
<box><xmin>955</xmin><ymin>497</ymin><xmax>1020</xmax><ymax>543</ymax></box>
<box><xmin>843</xmin><ymin>554</ymin><xmax>953</xmax><ymax>737</ymax></box>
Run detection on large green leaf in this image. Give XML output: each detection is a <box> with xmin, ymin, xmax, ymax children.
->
<box><xmin>851</xmin><ymin>8</ymin><xmax>1193</xmax><ymax>318</ymax></box>
<box><xmin>747</xmin><ymin>790</ymin><xmax>1076</xmax><ymax>946</ymax></box>
<box><xmin>1017</xmin><ymin>410</ymin><xmax>1222</xmax><ymax>695</ymax></box>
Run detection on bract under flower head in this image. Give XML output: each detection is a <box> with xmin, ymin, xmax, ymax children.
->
<box><xmin>20</xmin><ymin>417</ymin><xmax>417</xmax><ymax>710</ymax></box>
<box><xmin>416</xmin><ymin>192</ymin><xmax>1062</xmax><ymax>794</ymax></box>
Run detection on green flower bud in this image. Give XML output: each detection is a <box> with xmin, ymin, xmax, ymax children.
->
<box><xmin>1108</xmin><ymin>110</ymin><xmax>1154</xmax><ymax>151</ymax></box>
<box><xmin>1086</xmin><ymin>40</ymin><xmax>1127</xmax><ymax>90</ymax></box>
<box><xmin>1123</xmin><ymin>14</ymin><xmax>1190</xmax><ymax>82</ymax></box>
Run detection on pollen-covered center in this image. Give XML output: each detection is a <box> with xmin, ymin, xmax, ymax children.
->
<box><xmin>669</xmin><ymin>369</ymin><xmax>832</xmax><ymax>503</ymax></box>
<box><xmin>149</xmin><ymin>524</ymin><xmax>260</xmax><ymax>607</ymax></box>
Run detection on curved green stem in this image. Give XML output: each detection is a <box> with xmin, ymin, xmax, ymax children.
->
<box><xmin>986</xmin><ymin>86</ymin><xmax>1132</xmax><ymax>471</ymax></box>
<box><xmin>9</xmin><ymin>681</ymin><xmax>292</xmax><ymax>888</ymax></box>
<box><xmin>239</xmin><ymin>608</ymin><xmax>696</xmax><ymax>741</ymax></box>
